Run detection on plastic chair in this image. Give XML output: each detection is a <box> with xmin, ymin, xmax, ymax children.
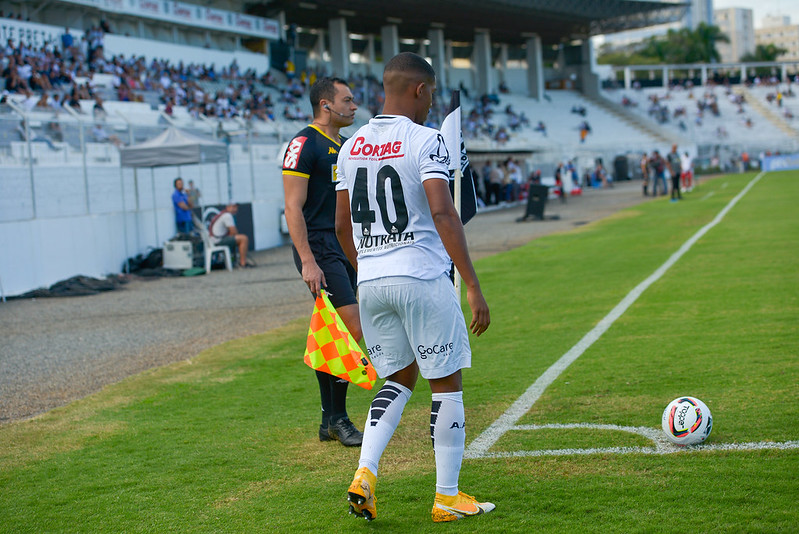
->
<box><xmin>199</xmin><ymin>226</ymin><xmax>233</xmax><ymax>272</ymax></box>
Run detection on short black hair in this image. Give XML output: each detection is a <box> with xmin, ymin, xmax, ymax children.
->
<box><xmin>309</xmin><ymin>77</ymin><xmax>349</xmax><ymax>115</ymax></box>
<box><xmin>173</xmin><ymin>177</ymin><xmax>182</xmax><ymax>188</ymax></box>
<box><xmin>383</xmin><ymin>52</ymin><xmax>435</xmax><ymax>81</ymax></box>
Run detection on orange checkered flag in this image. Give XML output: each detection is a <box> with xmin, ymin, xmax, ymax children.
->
<box><xmin>304</xmin><ymin>290</ymin><xmax>377</xmax><ymax>390</ymax></box>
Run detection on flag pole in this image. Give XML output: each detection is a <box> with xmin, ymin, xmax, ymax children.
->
<box><xmin>453</xmin><ymin>166</ymin><xmax>463</xmax><ymax>295</ymax></box>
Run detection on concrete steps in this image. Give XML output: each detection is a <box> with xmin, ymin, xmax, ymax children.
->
<box><xmin>588</xmin><ymin>93</ymin><xmax>681</xmax><ymax>145</ymax></box>
<box><xmin>735</xmin><ymin>86</ymin><xmax>799</xmax><ymax>140</ymax></box>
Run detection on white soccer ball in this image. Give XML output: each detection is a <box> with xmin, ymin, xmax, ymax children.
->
<box><xmin>661</xmin><ymin>396</ymin><xmax>713</xmax><ymax>446</ymax></box>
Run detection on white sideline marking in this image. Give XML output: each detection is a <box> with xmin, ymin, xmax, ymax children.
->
<box><xmin>700</xmin><ymin>191</ymin><xmax>715</xmax><ymax>201</ymax></box>
<box><xmin>466</xmin><ymin>172</ymin><xmax>768</xmax><ymax>459</ymax></box>
<box><xmin>477</xmin><ymin>423</ymin><xmax>799</xmax><ymax>458</ymax></box>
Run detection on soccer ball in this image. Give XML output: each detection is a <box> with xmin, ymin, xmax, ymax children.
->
<box><xmin>661</xmin><ymin>396</ymin><xmax>713</xmax><ymax>446</ymax></box>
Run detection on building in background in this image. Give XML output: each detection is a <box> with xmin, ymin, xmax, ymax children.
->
<box><xmin>687</xmin><ymin>0</ymin><xmax>714</xmax><ymax>29</ymax></box>
<box><xmin>597</xmin><ymin>0</ymin><xmax>711</xmax><ymax>52</ymax></box>
<box><xmin>714</xmin><ymin>7</ymin><xmax>755</xmax><ymax>63</ymax></box>
<box><xmin>755</xmin><ymin>16</ymin><xmax>799</xmax><ymax>61</ymax></box>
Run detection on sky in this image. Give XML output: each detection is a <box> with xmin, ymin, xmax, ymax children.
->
<box><xmin>712</xmin><ymin>0</ymin><xmax>799</xmax><ymax>28</ymax></box>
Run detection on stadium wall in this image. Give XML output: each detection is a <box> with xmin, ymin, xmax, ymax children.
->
<box><xmin>0</xmin><ymin>161</ymin><xmax>285</xmax><ymax>297</ymax></box>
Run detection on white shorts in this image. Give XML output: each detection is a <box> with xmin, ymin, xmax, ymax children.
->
<box><xmin>358</xmin><ymin>274</ymin><xmax>471</xmax><ymax>380</ymax></box>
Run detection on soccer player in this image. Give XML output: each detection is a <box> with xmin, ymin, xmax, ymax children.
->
<box><xmin>335</xmin><ymin>52</ymin><xmax>494</xmax><ymax>523</ymax></box>
<box><xmin>282</xmin><ymin>77</ymin><xmax>364</xmax><ymax>447</ymax></box>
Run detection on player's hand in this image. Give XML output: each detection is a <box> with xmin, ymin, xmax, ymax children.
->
<box><xmin>302</xmin><ymin>261</ymin><xmax>326</xmax><ymax>296</ymax></box>
<box><xmin>466</xmin><ymin>287</ymin><xmax>490</xmax><ymax>337</ymax></box>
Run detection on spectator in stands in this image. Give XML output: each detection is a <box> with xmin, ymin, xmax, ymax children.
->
<box><xmin>91</xmin><ymin>123</ymin><xmax>123</xmax><ymax>147</ymax></box>
<box><xmin>494</xmin><ymin>126</ymin><xmax>509</xmax><ymax>145</ymax></box>
<box><xmin>284</xmin><ymin>58</ymin><xmax>296</xmax><ymax>80</ymax></box>
<box><xmin>571</xmin><ymin>104</ymin><xmax>586</xmax><ymax>116</ymax></box>
<box><xmin>60</xmin><ymin>28</ymin><xmax>73</xmax><ymax>54</ymax></box>
<box><xmin>93</xmin><ymin>95</ymin><xmax>107</xmax><ymax>120</ymax></box>
<box><xmin>579</xmin><ymin>120</ymin><xmax>590</xmax><ymax>143</ymax></box>
<box><xmin>2</xmin><ymin>57</ymin><xmax>28</xmax><ymax>91</ymax></box>
<box><xmin>208</xmin><ymin>203</ymin><xmax>252</xmax><ymax>268</ymax></box>
<box><xmin>172</xmin><ymin>177</ymin><xmax>193</xmax><ymax>234</ymax></box>
<box><xmin>534</xmin><ymin>120</ymin><xmax>547</xmax><ymax>136</ymax></box>
<box><xmin>46</xmin><ymin>120</ymin><xmax>64</xmax><ymax>142</ymax></box>
<box><xmin>16</xmin><ymin>119</ymin><xmax>62</xmax><ymax>151</ymax></box>
<box><xmin>34</xmin><ymin>92</ymin><xmax>50</xmax><ymax>109</ymax></box>
<box><xmin>67</xmin><ymin>88</ymin><xmax>82</xmax><ymax>112</ymax></box>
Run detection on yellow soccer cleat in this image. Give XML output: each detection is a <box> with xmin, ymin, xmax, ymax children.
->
<box><xmin>347</xmin><ymin>467</ymin><xmax>377</xmax><ymax>521</ymax></box>
<box><xmin>432</xmin><ymin>491</ymin><xmax>495</xmax><ymax>523</ymax></box>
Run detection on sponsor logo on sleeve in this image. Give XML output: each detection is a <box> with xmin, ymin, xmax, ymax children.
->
<box><xmin>283</xmin><ymin>136</ymin><xmax>307</xmax><ymax>169</ymax></box>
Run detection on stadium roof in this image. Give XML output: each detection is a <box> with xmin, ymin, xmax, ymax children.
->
<box><xmin>248</xmin><ymin>0</ymin><xmax>687</xmax><ymax>45</ymax></box>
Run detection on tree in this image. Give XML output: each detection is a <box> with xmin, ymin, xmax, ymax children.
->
<box><xmin>692</xmin><ymin>23</ymin><xmax>730</xmax><ymax>63</ymax></box>
<box><xmin>598</xmin><ymin>23</ymin><xmax>730</xmax><ymax>65</ymax></box>
<box><xmin>741</xmin><ymin>43</ymin><xmax>788</xmax><ymax>62</ymax></box>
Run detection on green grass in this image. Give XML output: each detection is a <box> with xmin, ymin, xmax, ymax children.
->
<box><xmin>1</xmin><ymin>171</ymin><xmax>798</xmax><ymax>533</ymax></box>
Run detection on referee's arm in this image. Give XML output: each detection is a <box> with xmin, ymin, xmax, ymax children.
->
<box><xmin>335</xmin><ymin>189</ymin><xmax>358</xmax><ymax>270</ymax></box>
<box><xmin>283</xmin><ymin>173</ymin><xmax>326</xmax><ymax>294</ymax></box>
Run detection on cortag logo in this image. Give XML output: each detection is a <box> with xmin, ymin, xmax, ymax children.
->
<box><xmin>350</xmin><ymin>137</ymin><xmax>403</xmax><ymax>158</ymax></box>
<box><xmin>283</xmin><ymin>136</ymin><xmax>307</xmax><ymax>169</ymax></box>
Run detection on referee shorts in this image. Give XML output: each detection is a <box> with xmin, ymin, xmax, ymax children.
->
<box><xmin>292</xmin><ymin>230</ymin><xmax>357</xmax><ymax>309</ymax></box>
<box><xmin>358</xmin><ymin>274</ymin><xmax>471</xmax><ymax>380</ymax></box>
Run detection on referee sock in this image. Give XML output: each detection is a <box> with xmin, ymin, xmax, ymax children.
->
<box><xmin>358</xmin><ymin>381</ymin><xmax>412</xmax><ymax>476</ymax></box>
<box><xmin>315</xmin><ymin>370</ymin><xmax>332</xmax><ymax>426</ymax></box>
<box><xmin>430</xmin><ymin>391</ymin><xmax>465</xmax><ymax>497</ymax></box>
<box><xmin>329</xmin><ymin>374</ymin><xmax>350</xmax><ymax>423</ymax></box>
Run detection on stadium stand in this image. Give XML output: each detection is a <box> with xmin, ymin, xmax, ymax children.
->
<box><xmin>601</xmin><ymin>83</ymin><xmax>799</xmax><ymax>150</ymax></box>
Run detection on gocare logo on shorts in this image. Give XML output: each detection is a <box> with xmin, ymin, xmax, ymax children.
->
<box><xmin>416</xmin><ymin>342</ymin><xmax>454</xmax><ymax>359</ymax></box>
<box><xmin>283</xmin><ymin>136</ymin><xmax>307</xmax><ymax>169</ymax></box>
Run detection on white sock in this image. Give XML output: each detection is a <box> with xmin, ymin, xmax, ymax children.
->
<box><xmin>430</xmin><ymin>391</ymin><xmax>465</xmax><ymax>496</ymax></box>
<box><xmin>358</xmin><ymin>381</ymin><xmax>412</xmax><ymax>475</ymax></box>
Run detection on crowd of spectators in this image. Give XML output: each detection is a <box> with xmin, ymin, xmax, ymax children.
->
<box><xmin>2</xmin><ymin>23</ymin><xmax>552</xmax><ymax>148</ymax></box>
<box><xmin>615</xmin><ymin>80</ymin><xmax>766</xmax><ymax>132</ymax></box>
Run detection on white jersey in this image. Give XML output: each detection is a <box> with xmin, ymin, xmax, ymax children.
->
<box><xmin>681</xmin><ymin>154</ymin><xmax>693</xmax><ymax>173</ymax></box>
<box><xmin>336</xmin><ymin>115</ymin><xmax>452</xmax><ymax>283</ymax></box>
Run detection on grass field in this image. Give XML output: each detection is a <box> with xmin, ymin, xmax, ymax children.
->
<box><xmin>1</xmin><ymin>171</ymin><xmax>798</xmax><ymax>533</ymax></box>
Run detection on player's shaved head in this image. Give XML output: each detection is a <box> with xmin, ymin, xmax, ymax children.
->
<box><xmin>383</xmin><ymin>52</ymin><xmax>436</xmax><ymax>96</ymax></box>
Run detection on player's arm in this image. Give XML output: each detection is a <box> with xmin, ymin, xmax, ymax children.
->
<box><xmin>335</xmin><ymin>190</ymin><xmax>358</xmax><ymax>270</ymax></box>
<box><xmin>283</xmin><ymin>173</ymin><xmax>326</xmax><ymax>294</ymax></box>
<box><xmin>423</xmin><ymin>177</ymin><xmax>490</xmax><ymax>337</ymax></box>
